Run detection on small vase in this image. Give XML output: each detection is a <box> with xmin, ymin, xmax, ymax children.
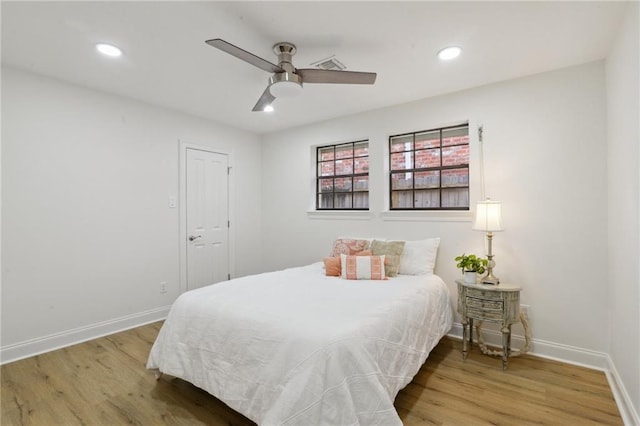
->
<box><xmin>464</xmin><ymin>271</ymin><xmax>477</xmax><ymax>284</ymax></box>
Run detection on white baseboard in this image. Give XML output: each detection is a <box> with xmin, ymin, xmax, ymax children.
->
<box><xmin>0</xmin><ymin>306</ymin><xmax>170</xmax><ymax>365</ymax></box>
<box><xmin>448</xmin><ymin>322</ymin><xmax>609</xmax><ymax>370</ymax></box>
<box><xmin>606</xmin><ymin>356</ymin><xmax>640</xmax><ymax>426</ymax></box>
<box><xmin>447</xmin><ymin>322</ymin><xmax>638</xmax><ymax>426</ymax></box>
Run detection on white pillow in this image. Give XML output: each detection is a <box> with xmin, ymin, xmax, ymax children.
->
<box><xmin>398</xmin><ymin>238</ymin><xmax>441</xmax><ymax>275</ymax></box>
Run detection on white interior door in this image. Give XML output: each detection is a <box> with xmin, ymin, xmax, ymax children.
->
<box><xmin>186</xmin><ymin>148</ymin><xmax>229</xmax><ymax>291</ymax></box>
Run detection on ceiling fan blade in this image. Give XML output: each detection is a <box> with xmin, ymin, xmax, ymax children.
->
<box><xmin>297</xmin><ymin>69</ymin><xmax>377</xmax><ymax>85</ymax></box>
<box><xmin>205</xmin><ymin>38</ymin><xmax>284</xmax><ymax>74</ymax></box>
<box><xmin>252</xmin><ymin>86</ymin><xmax>276</xmax><ymax>112</ymax></box>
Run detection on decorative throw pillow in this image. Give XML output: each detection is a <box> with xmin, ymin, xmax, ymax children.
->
<box><xmin>399</xmin><ymin>238</ymin><xmax>441</xmax><ymax>275</ymax></box>
<box><xmin>340</xmin><ymin>254</ymin><xmax>386</xmax><ymax>280</ymax></box>
<box><xmin>329</xmin><ymin>238</ymin><xmax>370</xmax><ymax>257</ymax></box>
<box><xmin>370</xmin><ymin>240</ymin><xmax>405</xmax><ymax>277</ymax></box>
<box><xmin>323</xmin><ymin>257</ymin><xmax>342</xmax><ymax>276</ymax></box>
<box><xmin>323</xmin><ymin>250</ymin><xmax>373</xmax><ymax>277</ymax></box>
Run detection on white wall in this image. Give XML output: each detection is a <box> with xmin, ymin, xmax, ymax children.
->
<box><xmin>606</xmin><ymin>1</ymin><xmax>640</xmax><ymax>423</ymax></box>
<box><xmin>261</xmin><ymin>62</ymin><xmax>609</xmax><ymax>358</ymax></box>
<box><xmin>1</xmin><ymin>67</ymin><xmax>263</xmax><ymax>360</ymax></box>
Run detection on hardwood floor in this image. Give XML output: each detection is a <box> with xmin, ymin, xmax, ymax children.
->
<box><xmin>1</xmin><ymin>322</ymin><xmax>622</xmax><ymax>425</ymax></box>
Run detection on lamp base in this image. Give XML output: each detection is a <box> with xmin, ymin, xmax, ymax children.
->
<box><xmin>481</xmin><ymin>274</ymin><xmax>500</xmax><ymax>285</ymax></box>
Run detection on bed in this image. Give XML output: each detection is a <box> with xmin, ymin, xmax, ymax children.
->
<box><xmin>147</xmin><ymin>257</ymin><xmax>453</xmax><ymax>425</ymax></box>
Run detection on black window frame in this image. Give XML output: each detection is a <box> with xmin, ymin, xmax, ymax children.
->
<box><xmin>389</xmin><ymin>123</ymin><xmax>470</xmax><ymax>210</ymax></box>
<box><xmin>316</xmin><ymin>140</ymin><xmax>369</xmax><ymax>210</ymax></box>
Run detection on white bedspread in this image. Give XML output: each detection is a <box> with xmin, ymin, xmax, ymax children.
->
<box><xmin>147</xmin><ymin>262</ymin><xmax>453</xmax><ymax>426</ymax></box>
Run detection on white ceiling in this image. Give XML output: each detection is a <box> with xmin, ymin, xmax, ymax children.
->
<box><xmin>1</xmin><ymin>1</ymin><xmax>628</xmax><ymax>135</ymax></box>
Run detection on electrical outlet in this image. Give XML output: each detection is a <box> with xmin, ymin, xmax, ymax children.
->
<box><xmin>520</xmin><ymin>304</ymin><xmax>530</xmax><ymax>318</ymax></box>
<box><xmin>160</xmin><ymin>281</ymin><xmax>168</xmax><ymax>294</ymax></box>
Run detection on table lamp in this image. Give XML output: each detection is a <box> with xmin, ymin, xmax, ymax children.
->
<box><xmin>472</xmin><ymin>199</ymin><xmax>503</xmax><ymax>284</ymax></box>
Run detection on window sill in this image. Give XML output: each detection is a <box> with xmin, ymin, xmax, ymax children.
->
<box><xmin>307</xmin><ymin>210</ymin><xmax>373</xmax><ymax>221</ymax></box>
<box><xmin>381</xmin><ymin>210</ymin><xmax>472</xmax><ymax>222</ymax></box>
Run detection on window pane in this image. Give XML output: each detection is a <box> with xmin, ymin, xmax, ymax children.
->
<box><xmin>335</xmin><ymin>158</ymin><xmax>353</xmax><ymax>175</ymax></box>
<box><xmin>354</xmin><ymin>156</ymin><xmax>369</xmax><ymax>174</ymax></box>
<box><xmin>318</xmin><ymin>194</ymin><xmax>333</xmax><ymax>208</ymax></box>
<box><xmin>415</xmin><ymin>148</ymin><xmax>440</xmax><ymax>168</ymax></box>
<box><xmin>390</xmin><ymin>135</ymin><xmax>413</xmax><ymax>153</ymax></box>
<box><xmin>335</xmin><ymin>144</ymin><xmax>353</xmax><ymax>159</ymax></box>
<box><xmin>319</xmin><ymin>160</ymin><xmax>334</xmax><ymax>176</ymax></box>
<box><xmin>442</xmin><ymin>168</ymin><xmax>469</xmax><ymax>187</ymax></box>
<box><xmin>442</xmin><ymin>126</ymin><xmax>469</xmax><ymax>146</ymax></box>
<box><xmin>317</xmin><ymin>140</ymin><xmax>369</xmax><ymax>210</ymax></box>
<box><xmin>391</xmin><ymin>172</ymin><xmax>413</xmax><ymax>190</ymax></box>
<box><xmin>391</xmin><ymin>191</ymin><xmax>413</xmax><ymax>208</ymax></box>
<box><xmin>354</xmin><ymin>141</ymin><xmax>368</xmax><ymax>157</ymax></box>
<box><xmin>442</xmin><ymin>188</ymin><xmax>469</xmax><ymax>208</ymax></box>
<box><xmin>318</xmin><ymin>146</ymin><xmax>334</xmax><ymax>161</ymax></box>
<box><xmin>334</xmin><ymin>193</ymin><xmax>352</xmax><ymax>209</ymax></box>
<box><xmin>319</xmin><ymin>177</ymin><xmax>333</xmax><ymax>193</ymax></box>
<box><xmin>334</xmin><ymin>177</ymin><xmax>352</xmax><ymax>192</ymax></box>
<box><xmin>354</xmin><ymin>175</ymin><xmax>368</xmax><ymax>191</ymax></box>
<box><xmin>389</xmin><ymin>124</ymin><xmax>468</xmax><ymax>211</ymax></box>
<box><xmin>391</xmin><ymin>152</ymin><xmax>413</xmax><ymax>170</ymax></box>
<box><xmin>415</xmin><ymin>130</ymin><xmax>440</xmax><ymax>149</ymax></box>
<box><xmin>415</xmin><ymin>170</ymin><xmax>440</xmax><ymax>189</ymax></box>
<box><xmin>354</xmin><ymin>192</ymin><xmax>369</xmax><ymax>208</ymax></box>
<box><xmin>414</xmin><ymin>189</ymin><xmax>440</xmax><ymax>208</ymax></box>
<box><xmin>442</xmin><ymin>144</ymin><xmax>469</xmax><ymax>167</ymax></box>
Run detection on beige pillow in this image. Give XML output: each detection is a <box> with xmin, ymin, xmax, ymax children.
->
<box><xmin>370</xmin><ymin>240</ymin><xmax>405</xmax><ymax>277</ymax></box>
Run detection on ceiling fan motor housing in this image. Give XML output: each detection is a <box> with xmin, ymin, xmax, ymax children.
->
<box><xmin>269</xmin><ymin>42</ymin><xmax>303</xmax><ymax>97</ymax></box>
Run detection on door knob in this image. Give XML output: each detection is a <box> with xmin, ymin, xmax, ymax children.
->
<box><xmin>188</xmin><ymin>235</ymin><xmax>202</xmax><ymax>241</ymax></box>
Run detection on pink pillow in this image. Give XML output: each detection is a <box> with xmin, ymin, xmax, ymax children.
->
<box><xmin>340</xmin><ymin>254</ymin><xmax>387</xmax><ymax>280</ymax></box>
<box><xmin>330</xmin><ymin>238</ymin><xmax>370</xmax><ymax>257</ymax></box>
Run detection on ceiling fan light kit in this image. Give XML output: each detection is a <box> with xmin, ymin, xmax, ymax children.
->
<box><xmin>269</xmin><ymin>73</ymin><xmax>303</xmax><ymax>98</ymax></box>
<box><xmin>205</xmin><ymin>38</ymin><xmax>377</xmax><ymax>112</ymax></box>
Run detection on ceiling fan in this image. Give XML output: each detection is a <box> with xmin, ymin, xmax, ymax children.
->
<box><xmin>205</xmin><ymin>38</ymin><xmax>377</xmax><ymax>112</ymax></box>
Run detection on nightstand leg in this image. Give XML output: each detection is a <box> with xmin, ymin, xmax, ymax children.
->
<box><xmin>501</xmin><ymin>325</ymin><xmax>510</xmax><ymax>370</ymax></box>
<box><xmin>462</xmin><ymin>317</ymin><xmax>468</xmax><ymax>360</ymax></box>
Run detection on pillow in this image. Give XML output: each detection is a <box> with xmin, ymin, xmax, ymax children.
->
<box><xmin>323</xmin><ymin>250</ymin><xmax>373</xmax><ymax>276</ymax></box>
<box><xmin>370</xmin><ymin>240</ymin><xmax>405</xmax><ymax>277</ymax></box>
<box><xmin>340</xmin><ymin>254</ymin><xmax>386</xmax><ymax>280</ymax></box>
<box><xmin>323</xmin><ymin>257</ymin><xmax>341</xmax><ymax>276</ymax></box>
<box><xmin>329</xmin><ymin>238</ymin><xmax>370</xmax><ymax>257</ymax></box>
<box><xmin>399</xmin><ymin>238</ymin><xmax>441</xmax><ymax>275</ymax></box>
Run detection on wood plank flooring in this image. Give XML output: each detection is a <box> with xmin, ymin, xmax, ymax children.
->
<box><xmin>1</xmin><ymin>322</ymin><xmax>622</xmax><ymax>425</ymax></box>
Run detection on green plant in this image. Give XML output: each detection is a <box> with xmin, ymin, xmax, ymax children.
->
<box><xmin>455</xmin><ymin>253</ymin><xmax>488</xmax><ymax>274</ymax></box>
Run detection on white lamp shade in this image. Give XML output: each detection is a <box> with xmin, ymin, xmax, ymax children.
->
<box><xmin>473</xmin><ymin>200</ymin><xmax>504</xmax><ymax>232</ymax></box>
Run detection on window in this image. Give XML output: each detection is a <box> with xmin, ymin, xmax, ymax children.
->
<box><xmin>389</xmin><ymin>124</ymin><xmax>469</xmax><ymax>210</ymax></box>
<box><xmin>316</xmin><ymin>140</ymin><xmax>369</xmax><ymax>210</ymax></box>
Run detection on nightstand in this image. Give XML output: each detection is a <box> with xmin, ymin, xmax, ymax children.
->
<box><xmin>456</xmin><ymin>279</ymin><xmax>521</xmax><ymax>369</ymax></box>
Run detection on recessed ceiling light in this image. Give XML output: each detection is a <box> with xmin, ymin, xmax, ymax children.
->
<box><xmin>263</xmin><ymin>105</ymin><xmax>274</xmax><ymax>113</ymax></box>
<box><xmin>96</xmin><ymin>43</ymin><xmax>123</xmax><ymax>57</ymax></box>
<box><xmin>438</xmin><ymin>46</ymin><xmax>462</xmax><ymax>61</ymax></box>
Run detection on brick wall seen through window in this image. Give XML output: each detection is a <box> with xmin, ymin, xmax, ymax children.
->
<box><xmin>389</xmin><ymin>124</ymin><xmax>469</xmax><ymax>210</ymax></box>
<box><xmin>317</xmin><ymin>140</ymin><xmax>369</xmax><ymax>210</ymax></box>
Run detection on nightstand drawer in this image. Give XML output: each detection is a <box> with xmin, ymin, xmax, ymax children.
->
<box><xmin>466</xmin><ymin>297</ymin><xmax>503</xmax><ymax>311</ymax></box>
<box><xmin>466</xmin><ymin>306</ymin><xmax>504</xmax><ymax>321</ymax></box>
<box><xmin>467</xmin><ymin>288</ymin><xmax>504</xmax><ymax>300</ymax></box>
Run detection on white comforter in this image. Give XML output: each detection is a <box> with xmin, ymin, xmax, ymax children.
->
<box><xmin>147</xmin><ymin>262</ymin><xmax>453</xmax><ymax>426</ymax></box>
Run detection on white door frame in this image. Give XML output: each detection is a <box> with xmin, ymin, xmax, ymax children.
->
<box><xmin>179</xmin><ymin>141</ymin><xmax>235</xmax><ymax>295</ymax></box>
